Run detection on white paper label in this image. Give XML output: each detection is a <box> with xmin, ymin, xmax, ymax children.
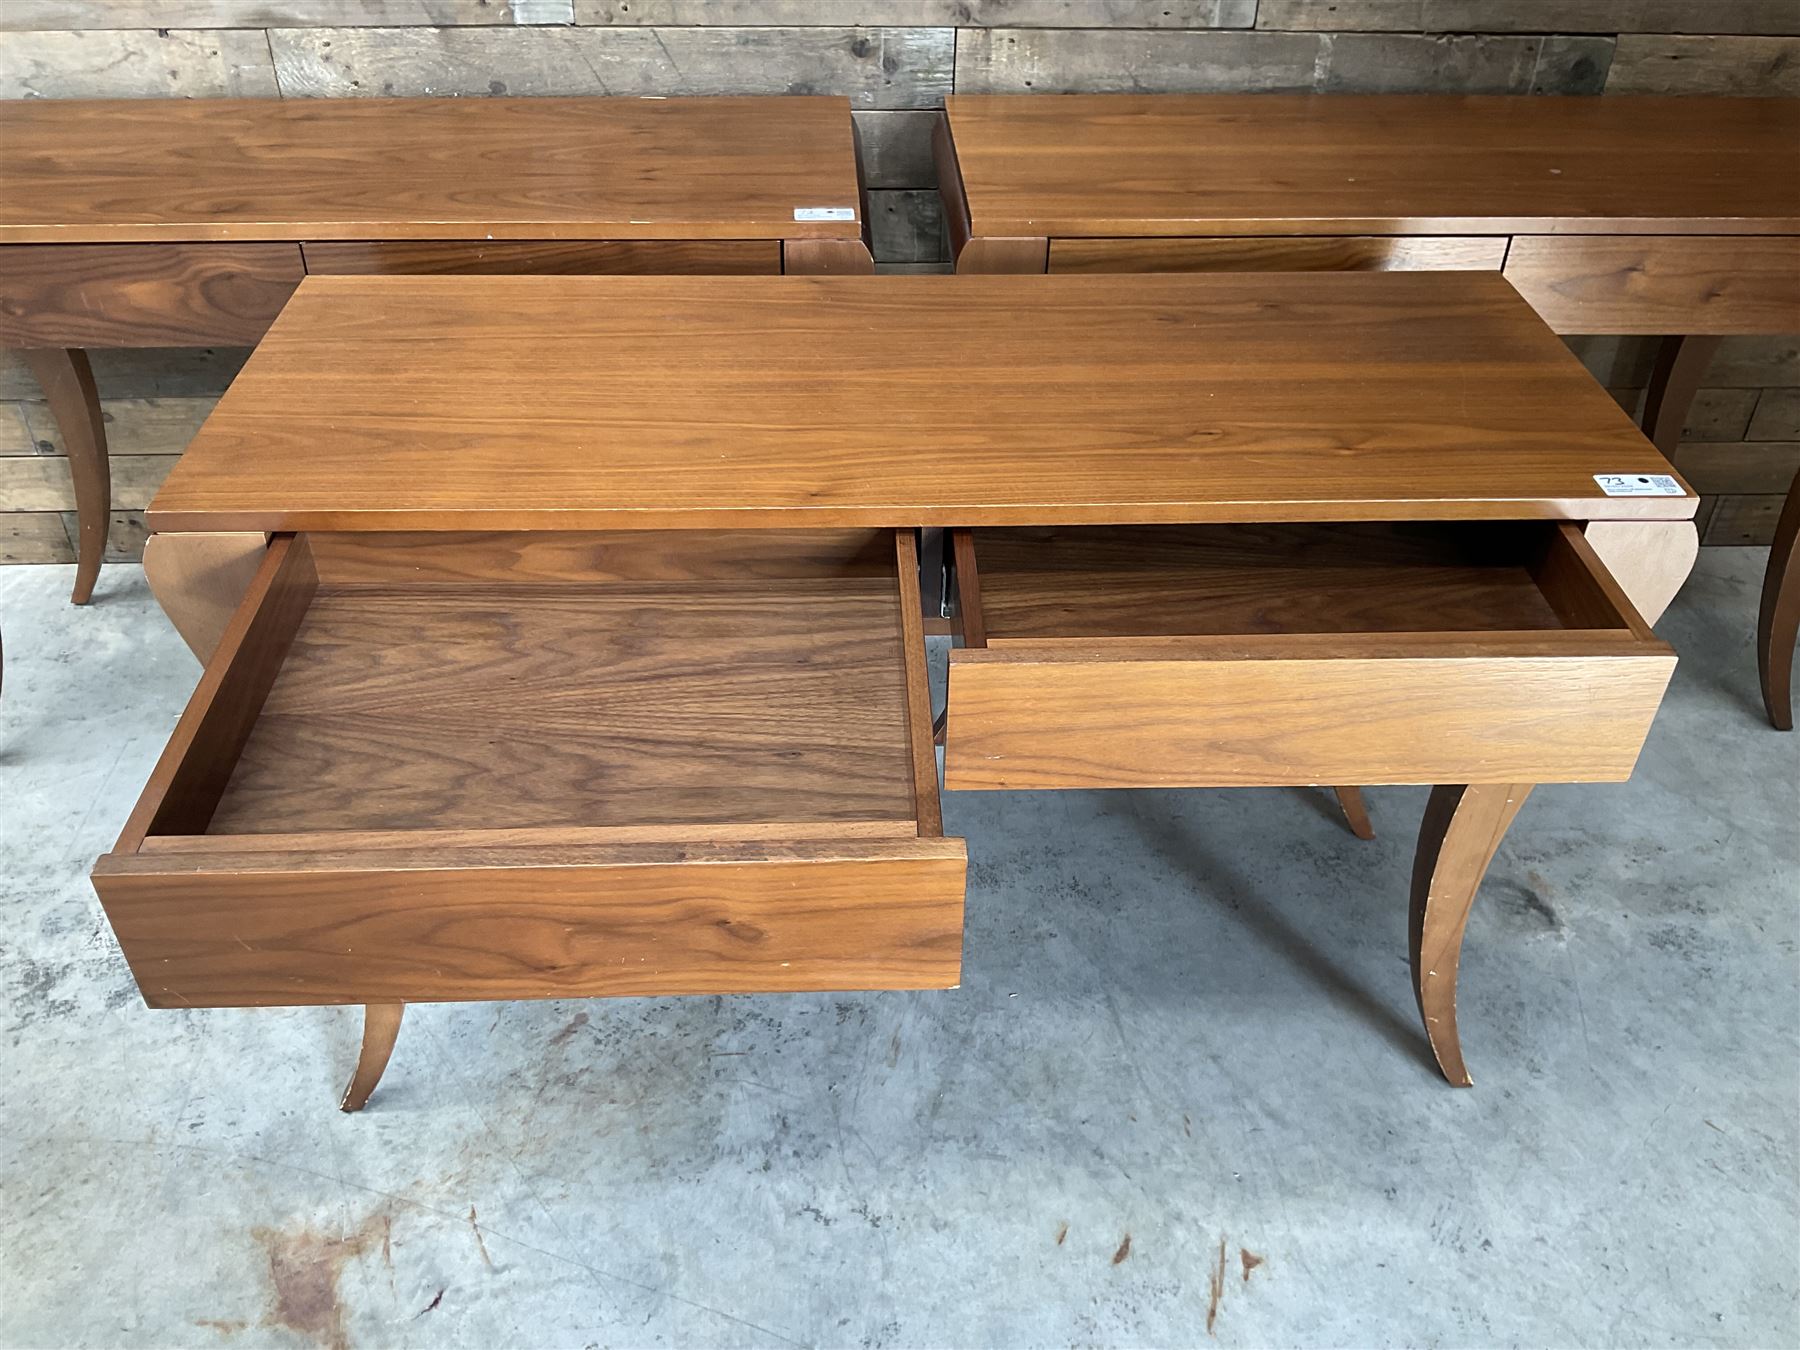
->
<box><xmin>1594</xmin><ymin>473</ymin><xmax>1686</xmax><ymax>497</ymax></box>
<box><xmin>794</xmin><ymin>207</ymin><xmax>857</xmax><ymax>221</ymax></box>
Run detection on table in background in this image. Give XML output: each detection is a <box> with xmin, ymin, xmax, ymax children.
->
<box><xmin>0</xmin><ymin>95</ymin><xmax>874</xmax><ymax>603</ymax></box>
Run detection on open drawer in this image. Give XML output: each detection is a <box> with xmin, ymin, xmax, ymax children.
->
<box><xmin>944</xmin><ymin>521</ymin><xmax>1676</xmax><ymax>791</ymax></box>
<box><xmin>94</xmin><ymin>529</ymin><xmax>963</xmax><ymax>1008</ymax></box>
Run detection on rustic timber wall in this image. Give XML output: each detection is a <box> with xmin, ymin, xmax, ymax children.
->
<box><xmin>2</xmin><ymin>0</ymin><xmax>1797</xmax><ymax>566</ymax></box>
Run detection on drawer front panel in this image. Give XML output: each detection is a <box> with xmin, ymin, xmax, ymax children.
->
<box><xmin>0</xmin><ymin>242</ymin><xmax>304</xmax><ymax>346</ymax></box>
<box><xmin>94</xmin><ymin>840</ymin><xmax>967</xmax><ymax>1007</ymax></box>
<box><xmin>301</xmin><ymin>239</ymin><xmax>778</xmax><ymax>276</ymax></box>
<box><xmin>944</xmin><ymin>642</ymin><xmax>1675</xmax><ymax>791</ymax></box>
<box><xmin>1503</xmin><ymin>235</ymin><xmax>1800</xmax><ymax>334</ymax></box>
<box><xmin>1049</xmin><ymin>236</ymin><xmax>1506</xmax><ymax>274</ymax></box>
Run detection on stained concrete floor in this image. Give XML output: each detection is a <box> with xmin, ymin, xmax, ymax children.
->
<box><xmin>1</xmin><ymin>549</ymin><xmax>1795</xmax><ymax>1349</ymax></box>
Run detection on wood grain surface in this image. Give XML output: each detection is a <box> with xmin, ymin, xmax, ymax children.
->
<box><xmin>943</xmin><ymin>94</ymin><xmax>1800</xmax><ymax>239</ymax></box>
<box><xmin>300</xmin><ymin>239</ymin><xmax>779</xmax><ymax>276</ymax></box>
<box><xmin>207</xmin><ymin>578</ymin><xmax>921</xmax><ymax>833</ymax></box>
<box><xmin>94</xmin><ymin>836</ymin><xmax>968</xmax><ymax>1007</ymax></box>
<box><xmin>0</xmin><ymin>243</ymin><xmax>303</xmax><ymax>345</ymax></box>
<box><xmin>142</xmin><ymin>531</ymin><xmax>271</xmax><ymax>661</ymax></box>
<box><xmin>149</xmin><ymin>272</ymin><xmax>1693</xmax><ymax>534</ymax></box>
<box><xmin>117</xmin><ymin>534</ymin><xmax>317</xmax><ymax>852</ymax></box>
<box><xmin>1049</xmin><ymin>236</ymin><xmax>1507</xmax><ymax>273</ymax></box>
<box><xmin>0</xmin><ymin>97</ymin><xmax>865</xmax><ymax>243</ymax></box>
<box><xmin>942</xmin><ymin>520</ymin><xmax>1673</xmax><ymax>790</ymax></box>
<box><xmin>1502</xmin><ymin>235</ymin><xmax>1800</xmax><ymax>335</ymax></box>
<box><xmin>969</xmin><ymin>522</ymin><xmax>1572</xmax><ymax>640</ymax></box>
<box><xmin>304</xmin><ymin>527</ymin><xmax>901</xmax><ymax>583</ymax></box>
<box><xmin>943</xmin><ymin>635</ymin><xmax>1674</xmax><ymax>790</ymax></box>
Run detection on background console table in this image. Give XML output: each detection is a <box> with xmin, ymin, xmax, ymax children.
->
<box><xmin>937</xmin><ymin>94</ymin><xmax>1799</xmax><ymax>454</ymax></box>
<box><xmin>98</xmin><ymin>272</ymin><xmax>1693</xmax><ymax>1108</ymax></box>
<box><xmin>0</xmin><ymin>95</ymin><xmax>873</xmax><ymax>604</ymax></box>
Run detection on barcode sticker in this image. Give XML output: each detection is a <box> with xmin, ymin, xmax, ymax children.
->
<box><xmin>794</xmin><ymin>207</ymin><xmax>857</xmax><ymax>221</ymax></box>
<box><xmin>1594</xmin><ymin>473</ymin><xmax>1686</xmax><ymax>497</ymax></box>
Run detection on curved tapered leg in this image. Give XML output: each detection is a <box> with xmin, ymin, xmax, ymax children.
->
<box><xmin>1641</xmin><ymin>334</ymin><xmax>1722</xmax><ymax>458</ymax></box>
<box><xmin>142</xmin><ymin>531</ymin><xmax>270</xmax><ymax>663</ymax></box>
<box><xmin>1409</xmin><ymin>784</ymin><xmax>1533</xmax><ymax>1087</ymax></box>
<box><xmin>1758</xmin><ymin>468</ymin><xmax>1800</xmax><ymax>730</ymax></box>
<box><xmin>339</xmin><ymin>1003</ymin><xmax>405</xmax><ymax>1113</ymax></box>
<box><xmin>21</xmin><ymin>348</ymin><xmax>108</xmax><ymax>605</ymax></box>
<box><xmin>1333</xmin><ymin>786</ymin><xmax>1376</xmax><ymax>840</ymax></box>
<box><xmin>1583</xmin><ymin>520</ymin><xmax>1699</xmax><ymax>627</ymax></box>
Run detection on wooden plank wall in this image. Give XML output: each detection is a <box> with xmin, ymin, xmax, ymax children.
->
<box><xmin>2</xmin><ymin>0</ymin><xmax>1797</xmax><ymax>563</ymax></box>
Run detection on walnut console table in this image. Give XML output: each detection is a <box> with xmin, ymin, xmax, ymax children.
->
<box><xmin>0</xmin><ymin>95</ymin><xmax>873</xmax><ymax>604</ymax></box>
<box><xmin>96</xmin><ymin>272</ymin><xmax>1694</xmax><ymax>1109</ymax></box>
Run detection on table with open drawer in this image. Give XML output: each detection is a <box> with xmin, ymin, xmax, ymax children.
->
<box><xmin>102</xmin><ymin>271</ymin><xmax>1697</xmax><ymax>1107</ymax></box>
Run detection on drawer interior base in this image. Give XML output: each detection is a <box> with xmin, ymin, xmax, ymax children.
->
<box><xmin>210</xmin><ymin>578</ymin><xmax>917</xmax><ymax>834</ymax></box>
<box><xmin>131</xmin><ymin>528</ymin><xmax>939</xmax><ymax>846</ymax></box>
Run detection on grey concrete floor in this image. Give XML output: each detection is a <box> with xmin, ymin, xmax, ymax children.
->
<box><xmin>1</xmin><ymin>550</ymin><xmax>1795</xmax><ymax>1349</ymax></box>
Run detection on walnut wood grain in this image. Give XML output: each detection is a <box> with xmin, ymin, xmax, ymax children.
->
<box><xmin>116</xmin><ymin>535</ymin><xmax>318</xmax><ymax>852</ymax></box>
<box><xmin>0</xmin><ymin>243</ymin><xmax>303</xmax><ymax>346</ymax></box>
<box><xmin>968</xmin><ymin>523</ymin><xmax>1577</xmax><ymax>641</ymax></box>
<box><xmin>304</xmin><ymin>527</ymin><xmax>899</xmax><ymax>584</ymax></box>
<box><xmin>1531</xmin><ymin>524</ymin><xmax>1657</xmax><ymax>637</ymax></box>
<box><xmin>782</xmin><ymin>239</ymin><xmax>876</xmax><ymax>274</ymax></box>
<box><xmin>942</xmin><ymin>522</ymin><xmax>1674</xmax><ymax>792</ymax></box>
<box><xmin>209</xmin><ymin>578</ymin><xmax>921</xmax><ymax>834</ymax></box>
<box><xmin>302</xmin><ymin>239</ymin><xmax>777</xmax><ymax>276</ymax></box>
<box><xmin>339</xmin><ymin>1003</ymin><xmax>403</xmax><ymax>1113</ymax></box>
<box><xmin>1410</xmin><ymin>783</ymin><xmax>1534</xmax><ymax>1088</ymax></box>
<box><xmin>944</xmin><ymin>634</ymin><xmax>1673</xmax><ymax>791</ymax></box>
<box><xmin>1758</xmin><ymin>467</ymin><xmax>1800</xmax><ymax>730</ymax></box>
<box><xmin>149</xmin><ymin>272</ymin><xmax>1693</xmax><ymax>534</ymax></box>
<box><xmin>1642</xmin><ymin>334</ymin><xmax>1726</xmax><ymax>456</ymax></box>
<box><xmin>937</xmin><ymin>113</ymin><xmax>1047</xmax><ymax>274</ymax></box>
<box><xmin>1333</xmin><ymin>787</ymin><xmax>1376</xmax><ymax>841</ymax></box>
<box><xmin>1049</xmin><ymin>236</ymin><xmax>1507</xmax><ymax>274</ymax></box>
<box><xmin>894</xmin><ymin>530</ymin><xmax>944</xmax><ymax>837</ymax></box>
<box><xmin>142</xmin><ymin>531</ymin><xmax>271</xmax><ymax>662</ymax></box>
<box><xmin>950</xmin><ymin>528</ymin><xmax>986</xmax><ymax>649</ymax></box>
<box><xmin>93</xmin><ymin>836</ymin><xmax>968</xmax><ymax>1007</ymax></box>
<box><xmin>138</xmin><ymin>821</ymin><xmax>922</xmax><ymax>856</ymax></box>
<box><xmin>1581</xmin><ymin>520</ymin><xmax>1700</xmax><ymax>626</ymax></box>
<box><xmin>0</xmin><ymin>97</ymin><xmax>865</xmax><ymax>244</ymax></box>
<box><xmin>943</xmin><ymin>95</ymin><xmax>1800</xmax><ymax>240</ymax></box>
<box><xmin>957</xmin><ymin>237</ymin><xmax>1050</xmax><ymax>275</ymax></box>
<box><xmin>21</xmin><ymin>348</ymin><xmax>106</xmax><ymax>604</ymax></box>
<box><xmin>1503</xmin><ymin>236</ymin><xmax>1800</xmax><ymax>335</ymax></box>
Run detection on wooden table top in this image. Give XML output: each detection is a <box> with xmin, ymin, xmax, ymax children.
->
<box><xmin>944</xmin><ymin>94</ymin><xmax>1800</xmax><ymax>239</ymax></box>
<box><xmin>149</xmin><ymin>272</ymin><xmax>1692</xmax><ymax>534</ymax></box>
<box><xmin>0</xmin><ymin>96</ymin><xmax>864</xmax><ymax>244</ymax></box>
